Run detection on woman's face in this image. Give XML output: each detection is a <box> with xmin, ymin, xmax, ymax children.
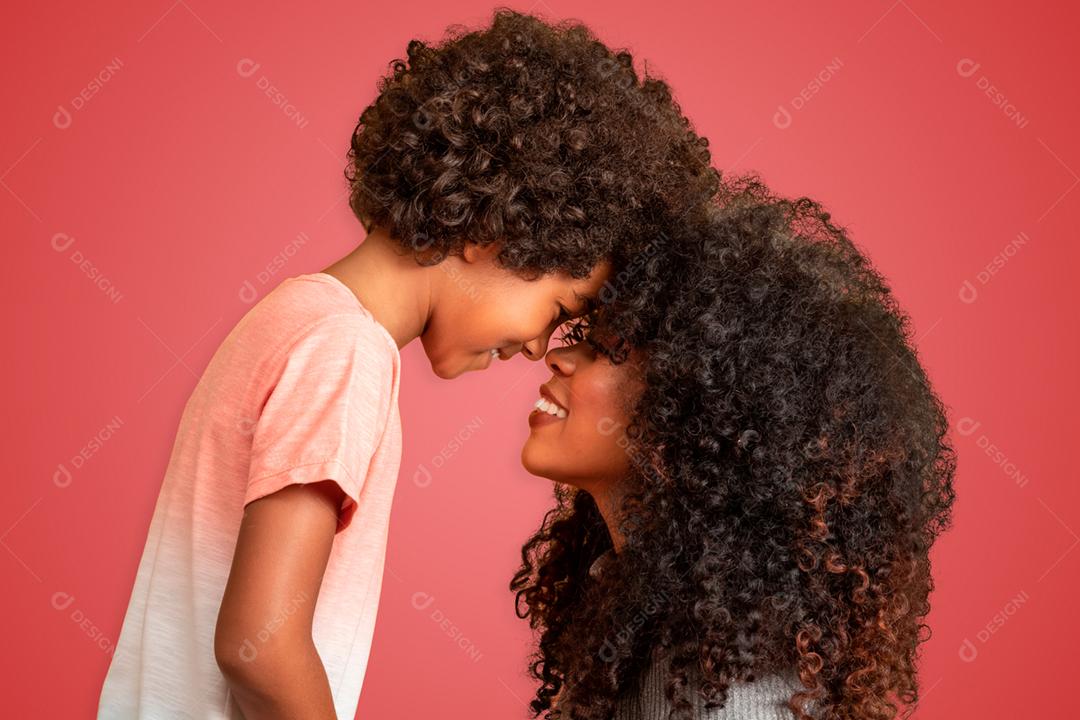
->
<box><xmin>520</xmin><ymin>339</ymin><xmax>643</xmax><ymax>493</ymax></box>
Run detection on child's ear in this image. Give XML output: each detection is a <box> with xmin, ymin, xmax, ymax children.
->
<box><xmin>461</xmin><ymin>240</ymin><xmax>502</xmax><ymax>264</ymax></box>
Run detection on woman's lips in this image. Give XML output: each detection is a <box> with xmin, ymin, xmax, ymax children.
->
<box><xmin>538</xmin><ymin>384</ymin><xmax>569</xmax><ymax>415</ymax></box>
<box><xmin>529</xmin><ymin>384</ymin><xmax>569</xmax><ymax>429</ymax></box>
<box><xmin>528</xmin><ymin>406</ymin><xmax>564</xmax><ymax>428</ymax></box>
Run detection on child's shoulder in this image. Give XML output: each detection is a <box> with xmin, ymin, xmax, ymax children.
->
<box><xmin>239</xmin><ymin>272</ymin><xmax>398</xmax><ymax>364</ymax></box>
<box><xmin>263</xmin><ymin>271</ymin><xmax>367</xmax><ymax>317</ymax></box>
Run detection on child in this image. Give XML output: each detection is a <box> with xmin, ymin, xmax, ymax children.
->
<box><xmin>96</xmin><ymin>10</ymin><xmax>717</xmax><ymax>720</ymax></box>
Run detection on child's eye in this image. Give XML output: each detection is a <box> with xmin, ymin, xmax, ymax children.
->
<box><xmin>552</xmin><ymin>305</ymin><xmax>576</xmax><ymax>332</ymax></box>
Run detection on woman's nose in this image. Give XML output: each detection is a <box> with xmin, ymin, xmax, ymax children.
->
<box><xmin>545</xmin><ymin>344</ymin><xmax>576</xmax><ymax>376</ymax></box>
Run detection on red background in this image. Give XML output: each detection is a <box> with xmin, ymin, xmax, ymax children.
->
<box><xmin>3</xmin><ymin>1</ymin><xmax>1077</xmax><ymax>717</ymax></box>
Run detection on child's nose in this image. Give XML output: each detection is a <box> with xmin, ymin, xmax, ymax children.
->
<box><xmin>521</xmin><ymin>330</ymin><xmax>553</xmax><ymax>360</ymax></box>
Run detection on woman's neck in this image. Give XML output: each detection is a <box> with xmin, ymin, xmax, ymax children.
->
<box><xmin>591</xmin><ymin>482</ymin><xmax>627</xmax><ymax>553</ymax></box>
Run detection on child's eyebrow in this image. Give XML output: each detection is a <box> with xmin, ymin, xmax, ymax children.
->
<box><xmin>572</xmin><ymin>289</ymin><xmax>598</xmax><ymax>315</ymax></box>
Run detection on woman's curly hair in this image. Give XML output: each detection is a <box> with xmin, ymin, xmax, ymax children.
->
<box><xmin>511</xmin><ymin>175</ymin><xmax>957</xmax><ymax>719</ymax></box>
<box><xmin>345</xmin><ymin>8</ymin><xmax>718</xmax><ymax>279</ymax></box>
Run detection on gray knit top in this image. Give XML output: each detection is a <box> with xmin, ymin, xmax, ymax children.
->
<box><xmin>612</xmin><ymin>653</ymin><xmax>807</xmax><ymax>720</ymax></box>
<box><xmin>583</xmin><ymin>550</ymin><xmax>810</xmax><ymax>720</ymax></box>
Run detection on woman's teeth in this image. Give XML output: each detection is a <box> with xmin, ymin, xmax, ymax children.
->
<box><xmin>533</xmin><ymin>398</ymin><xmax>568</xmax><ymax>419</ymax></box>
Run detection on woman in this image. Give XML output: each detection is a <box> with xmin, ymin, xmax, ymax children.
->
<box><xmin>511</xmin><ymin>177</ymin><xmax>957</xmax><ymax>720</ymax></box>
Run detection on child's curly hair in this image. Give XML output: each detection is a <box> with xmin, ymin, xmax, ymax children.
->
<box><xmin>345</xmin><ymin>9</ymin><xmax>718</xmax><ymax>279</ymax></box>
<box><xmin>511</xmin><ymin>175</ymin><xmax>957</xmax><ymax>719</ymax></box>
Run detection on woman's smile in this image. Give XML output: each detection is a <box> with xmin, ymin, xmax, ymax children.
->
<box><xmin>528</xmin><ymin>383</ymin><xmax>569</xmax><ymax>428</ymax></box>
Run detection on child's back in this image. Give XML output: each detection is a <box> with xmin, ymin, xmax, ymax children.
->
<box><xmin>98</xmin><ymin>273</ymin><xmax>401</xmax><ymax>719</ymax></box>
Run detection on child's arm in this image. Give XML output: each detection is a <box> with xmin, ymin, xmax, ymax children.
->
<box><xmin>214</xmin><ymin>479</ymin><xmax>346</xmax><ymax>720</ymax></box>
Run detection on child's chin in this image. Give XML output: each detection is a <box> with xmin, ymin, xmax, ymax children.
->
<box><xmin>428</xmin><ymin>355</ymin><xmax>467</xmax><ymax>379</ymax></box>
<box><xmin>428</xmin><ymin>349</ymin><xmax>487</xmax><ymax>379</ymax></box>
<box><xmin>431</xmin><ymin>364</ymin><xmax>458</xmax><ymax>380</ymax></box>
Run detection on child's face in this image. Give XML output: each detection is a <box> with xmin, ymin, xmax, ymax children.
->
<box><xmin>420</xmin><ymin>246</ymin><xmax>611</xmax><ymax>379</ymax></box>
<box><xmin>520</xmin><ymin>339</ymin><xmax>644</xmax><ymax>494</ymax></box>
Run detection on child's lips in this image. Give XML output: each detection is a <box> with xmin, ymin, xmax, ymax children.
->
<box><xmin>476</xmin><ymin>348</ymin><xmax>499</xmax><ymax>370</ymax></box>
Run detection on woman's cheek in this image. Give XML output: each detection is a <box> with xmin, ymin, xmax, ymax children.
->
<box><xmin>568</xmin><ymin>410</ymin><xmax>614</xmax><ymax>457</ymax></box>
<box><xmin>565</xmin><ymin>410</ymin><xmax>600</xmax><ymax>451</ymax></box>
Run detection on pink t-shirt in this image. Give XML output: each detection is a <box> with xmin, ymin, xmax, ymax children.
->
<box><xmin>97</xmin><ymin>272</ymin><xmax>402</xmax><ymax>720</ymax></box>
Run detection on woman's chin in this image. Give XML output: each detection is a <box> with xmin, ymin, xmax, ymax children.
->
<box><xmin>520</xmin><ymin>442</ymin><xmax>557</xmax><ymax>480</ymax></box>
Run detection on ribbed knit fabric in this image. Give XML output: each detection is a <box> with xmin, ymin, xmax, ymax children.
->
<box><xmin>582</xmin><ymin>550</ymin><xmax>811</xmax><ymax>719</ymax></box>
<box><xmin>612</xmin><ymin>654</ymin><xmax>806</xmax><ymax>719</ymax></box>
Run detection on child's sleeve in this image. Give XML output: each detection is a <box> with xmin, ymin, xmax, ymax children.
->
<box><xmin>243</xmin><ymin>313</ymin><xmax>394</xmax><ymax>533</ymax></box>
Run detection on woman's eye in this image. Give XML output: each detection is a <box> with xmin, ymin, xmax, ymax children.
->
<box><xmin>558</xmin><ymin>319</ymin><xmax>587</xmax><ymax>345</ymax></box>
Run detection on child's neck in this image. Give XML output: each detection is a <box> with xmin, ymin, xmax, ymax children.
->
<box><xmin>320</xmin><ymin>226</ymin><xmax>433</xmax><ymax>349</ymax></box>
